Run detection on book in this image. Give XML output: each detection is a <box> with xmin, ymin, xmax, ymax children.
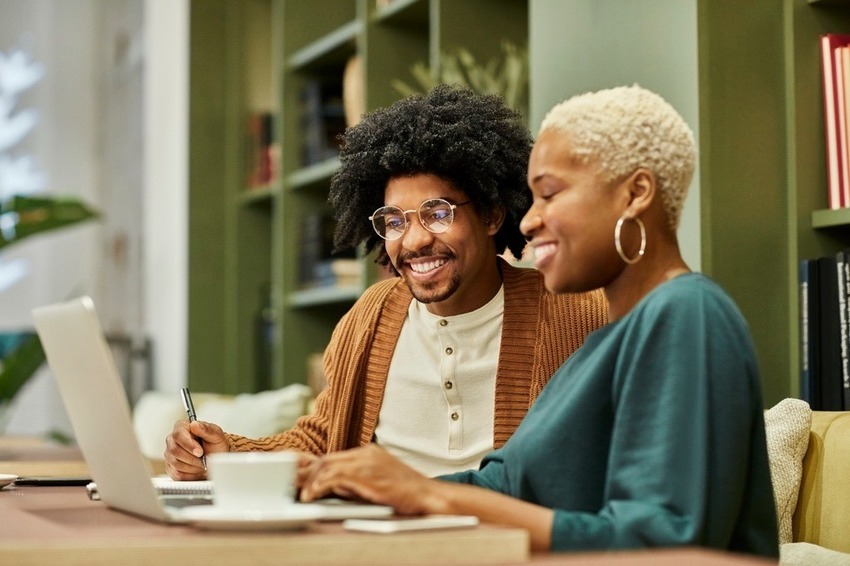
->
<box><xmin>298</xmin><ymin>214</ymin><xmax>358</xmax><ymax>289</ymax></box>
<box><xmin>836</xmin><ymin>46</ymin><xmax>850</xmax><ymax>208</ymax></box>
<box><xmin>820</xmin><ymin>34</ymin><xmax>850</xmax><ymax>209</ymax></box>
<box><xmin>799</xmin><ymin>258</ymin><xmax>819</xmax><ymax>405</ymax></box>
<box><xmin>246</xmin><ymin>112</ymin><xmax>277</xmax><ymax>189</ymax></box>
<box><xmin>817</xmin><ymin>255</ymin><xmax>844</xmax><ymax>410</ymax></box>
<box><xmin>838</xmin><ymin>251</ymin><xmax>850</xmax><ymax>411</ymax></box>
<box><xmin>837</xmin><ymin>250</ymin><xmax>850</xmax><ymax>409</ymax></box>
<box><xmin>299</xmin><ymin>78</ymin><xmax>347</xmax><ymax>167</ymax></box>
<box><xmin>312</xmin><ymin>258</ymin><xmax>363</xmax><ymax>288</ymax></box>
<box><xmin>298</xmin><ymin>212</ymin><xmax>327</xmax><ymax>287</ymax></box>
<box><xmin>842</xmin><ymin>47</ymin><xmax>850</xmax><ymax>207</ymax></box>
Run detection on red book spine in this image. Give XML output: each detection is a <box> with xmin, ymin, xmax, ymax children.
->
<box><xmin>820</xmin><ymin>34</ymin><xmax>850</xmax><ymax>209</ymax></box>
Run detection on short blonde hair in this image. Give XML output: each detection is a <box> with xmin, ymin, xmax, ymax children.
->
<box><xmin>540</xmin><ymin>85</ymin><xmax>696</xmax><ymax>230</ymax></box>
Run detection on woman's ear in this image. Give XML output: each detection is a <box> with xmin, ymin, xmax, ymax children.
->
<box><xmin>625</xmin><ymin>168</ymin><xmax>656</xmax><ymax>217</ymax></box>
<box><xmin>485</xmin><ymin>205</ymin><xmax>506</xmax><ymax>236</ymax></box>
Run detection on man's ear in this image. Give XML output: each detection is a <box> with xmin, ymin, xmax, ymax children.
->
<box><xmin>625</xmin><ymin>168</ymin><xmax>656</xmax><ymax>217</ymax></box>
<box><xmin>485</xmin><ymin>205</ymin><xmax>506</xmax><ymax>236</ymax></box>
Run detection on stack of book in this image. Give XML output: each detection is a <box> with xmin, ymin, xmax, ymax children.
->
<box><xmin>299</xmin><ymin>78</ymin><xmax>346</xmax><ymax>167</ymax></box>
<box><xmin>820</xmin><ymin>34</ymin><xmax>850</xmax><ymax>209</ymax></box>
<box><xmin>799</xmin><ymin>251</ymin><xmax>850</xmax><ymax>410</ymax></box>
<box><xmin>246</xmin><ymin>112</ymin><xmax>278</xmax><ymax>189</ymax></box>
<box><xmin>298</xmin><ymin>213</ymin><xmax>360</xmax><ymax>289</ymax></box>
<box><xmin>312</xmin><ymin>258</ymin><xmax>363</xmax><ymax>288</ymax></box>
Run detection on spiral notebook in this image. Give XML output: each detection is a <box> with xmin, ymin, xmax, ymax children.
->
<box><xmin>86</xmin><ymin>477</ymin><xmax>213</xmax><ymax>502</ymax></box>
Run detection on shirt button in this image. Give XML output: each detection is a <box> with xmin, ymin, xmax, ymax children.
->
<box><xmin>445</xmin><ymin>381</ymin><xmax>453</xmax><ymax>390</ymax></box>
<box><xmin>439</xmin><ymin>319</ymin><xmax>448</xmax><ymax>327</ymax></box>
<box><xmin>451</xmin><ymin>412</ymin><xmax>459</xmax><ymax>421</ymax></box>
<box><xmin>445</xmin><ymin>347</ymin><xmax>453</xmax><ymax>355</ymax></box>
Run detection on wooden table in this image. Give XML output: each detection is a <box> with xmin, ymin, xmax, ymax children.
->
<box><xmin>0</xmin><ymin>484</ymin><xmax>530</xmax><ymax>566</ymax></box>
<box><xmin>0</xmin><ymin>486</ymin><xmax>777</xmax><ymax>566</ymax></box>
<box><xmin>0</xmin><ymin>436</ymin><xmax>89</xmax><ymax>477</ymax></box>
<box><xmin>0</xmin><ymin>437</ymin><xmax>529</xmax><ymax>565</ymax></box>
<box><xmin>0</xmin><ymin>438</ymin><xmax>776</xmax><ymax>565</ymax></box>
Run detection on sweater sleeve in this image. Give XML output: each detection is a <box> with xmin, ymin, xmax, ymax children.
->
<box><xmin>226</xmin><ymin>315</ymin><xmax>353</xmax><ymax>454</ymax></box>
<box><xmin>549</xmin><ymin>283</ymin><xmax>764</xmax><ymax>551</ymax></box>
<box><xmin>226</xmin><ymin>280</ymin><xmax>398</xmax><ymax>454</ymax></box>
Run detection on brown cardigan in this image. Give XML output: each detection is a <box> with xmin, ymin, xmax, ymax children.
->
<box><xmin>228</xmin><ymin>259</ymin><xmax>608</xmax><ymax>454</ymax></box>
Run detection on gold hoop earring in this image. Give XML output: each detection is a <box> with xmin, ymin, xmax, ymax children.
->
<box><xmin>614</xmin><ymin>215</ymin><xmax>646</xmax><ymax>265</ymax></box>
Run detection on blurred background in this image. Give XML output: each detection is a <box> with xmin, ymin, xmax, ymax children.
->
<box><xmin>0</xmin><ymin>0</ymin><xmax>187</xmax><ymax>436</ymax></box>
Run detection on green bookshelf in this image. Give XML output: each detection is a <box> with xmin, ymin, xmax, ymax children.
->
<box><xmin>188</xmin><ymin>0</ymin><xmax>529</xmax><ymax>393</ymax></box>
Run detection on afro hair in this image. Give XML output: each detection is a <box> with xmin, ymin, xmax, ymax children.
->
<box><xmin>329</xmin><ymin>84</ymin><xmax>533</xmax><ymax>267</ymax></box>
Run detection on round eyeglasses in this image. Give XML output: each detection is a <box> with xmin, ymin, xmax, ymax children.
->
<box><xmin>369</xmin><ymin>198</ymin><xmax>471</xmax><ymax>240</ymax></box>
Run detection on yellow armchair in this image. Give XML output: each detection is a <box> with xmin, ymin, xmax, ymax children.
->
<box><xmin>792</xmin><ymin>411</ymin><xmax>850</xmax><ymax>553</ymax></box>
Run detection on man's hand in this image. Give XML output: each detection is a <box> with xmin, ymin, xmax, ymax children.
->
<box><xmin>164</xmin><ymin>419</ymin><xmax>229</xmax><ymax>480</ymax></box>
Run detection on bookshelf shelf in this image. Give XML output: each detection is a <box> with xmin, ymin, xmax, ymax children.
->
<box><xmin>288</xmin><ymin>285</ymin><xmax>364</xmax><ymax>308</ymax></box>
<box><xmin>809</xmin><ymin>0</ymin><xmax>850</xmax><ymax>6</ymax></box>
<box><xmin>374</xmin><ymin>0</ymin><xmax>428</xmax><ymax>26</ymax></box>
<box><xmin>812</xmin><ymin>207</ymin><xmax>850</xmax><ymax>228</ymax></box>
<box><xmin>287</xmin><ymin>20</ymin><xmax>361</xmax><ymax>71</ymax></box>
<box><xmin>238</xmin><ymin>185</ymin><xmax>276</xmax><ymax>206</ymax></box>
<box><xmin>287</xmin><ymin>158</ymin><xmax>340</xmax><ymax>191</ymax></box>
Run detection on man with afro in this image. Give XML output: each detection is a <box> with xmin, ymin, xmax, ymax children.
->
<box><xmin>165</xmin><ymin>85</ymin><xmax>607</xmax><ymax>479</ymax></box>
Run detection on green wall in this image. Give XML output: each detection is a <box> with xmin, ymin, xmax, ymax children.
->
<box><xmin>529</xmin><ymin>0</ymin><xmax>701</xmax><ymax>269</ymax></box>
<box><xmin>529</xmin><ymin>0</ymin><xmax>797</xmax><ymax>406</ymax></box>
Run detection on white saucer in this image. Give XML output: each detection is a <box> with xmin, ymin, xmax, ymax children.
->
<box><xmin>0</xmin><ymin>474</ymin><xmax>17</xmax><ymax>489</ymax></box>
<box><xmin>180</xmin><ymin>504</ymin><xmax>325</xmax><ymax>531</ymax></box>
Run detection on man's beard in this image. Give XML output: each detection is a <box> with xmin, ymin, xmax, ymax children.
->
<box><xmin>394</xmin><ymin>245</ymin><xmax>461</xmax><ymax>304</ymax></box>
<box><xmin>404</xmin><ymin>270</ymin><xmax>462</xmax><ymax>304</ymax></box>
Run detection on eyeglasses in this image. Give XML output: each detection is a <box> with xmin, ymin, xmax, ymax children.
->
<box><xmin>369</xmin><ymin>198</ymin><xmax>471</xmax><ymax>240</ymax></box>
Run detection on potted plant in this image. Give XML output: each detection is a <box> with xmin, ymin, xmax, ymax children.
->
<box><xmin>0</xmin><ymin>195</ymin><xmax>98</xmax><ymax>431</ymax></box>
<box><xmin>0</xmin><ymin>46</ymin><xmax>99</xmax><ymax>432</ymax></box>
<box><xmin>391</xmin><ymin>41</ymin><xmax>528</xmax><ymax>117</ymax></box>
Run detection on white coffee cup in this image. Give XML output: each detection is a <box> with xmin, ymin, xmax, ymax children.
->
<box><xmin>208</xmin><ymin>451</ymin><xmax>299</xmax><ymax>511</ymax></box>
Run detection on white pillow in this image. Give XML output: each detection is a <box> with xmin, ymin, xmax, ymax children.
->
<box><xmin>132</xmin><ymin>391</ymin><xmax>231</xmax><ymax>459</ymax></box>
<box><xmin>764</xmin><ymin>398</ymin><xmax>812</xmax><ymax>545</ymax></box>
<box><xmin>200</xmin><ymin>385</ymin><xmax>311</xmax><ymax>439</ymax></box>
<box><xmin>132</xmin><ymin>385</ymin><xmax>311</xmax><ymax>459</ymax></box>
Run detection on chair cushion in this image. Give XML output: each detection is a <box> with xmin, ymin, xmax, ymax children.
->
<box><xmin>793</xmin><ymin>411</ymin><xmax>850</xmax><ymax>553</ymax></box>
<box><xmin>764</xmin><ymin>398</ymin><xmax>811</xmax><ymax>545</ymax></box>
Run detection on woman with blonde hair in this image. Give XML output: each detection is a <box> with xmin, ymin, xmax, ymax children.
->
<box><xmin>299</xmin><ymin>85</ymin><xmax>779</xmax><ymax>558</ymax></box>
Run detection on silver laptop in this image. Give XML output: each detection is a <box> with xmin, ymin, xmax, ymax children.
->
<box><xmin>32</xmin><ymin>296</ymin><xmax>392</xmax><ymax>524</ymax></box>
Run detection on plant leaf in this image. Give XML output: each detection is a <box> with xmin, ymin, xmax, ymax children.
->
<box><xmin>0</xmin><ymin>333</ymin><xmax>45</xmax><ymax>401</ymax></box>
<box><xmin>0</xmin><ymin>195</ymin><xmax>99</xmax><ymax>251</ymax></box>
<box><xmin>392</xmin><ymin>41</ymin><xmax>529</xmax><ymax>118</ymax></box>
<box><xmin>391</xmin><ymin>79</ymin><xmax>420</xmax><ymax>99</ymax></box>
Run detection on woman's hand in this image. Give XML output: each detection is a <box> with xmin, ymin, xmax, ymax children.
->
<box><xmin>299</xmin><ymin>444</ymin><xmax>441</xmax><ymax>515</ymax></box>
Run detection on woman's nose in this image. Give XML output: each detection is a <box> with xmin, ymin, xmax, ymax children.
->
<box><xmin>520</xmin><ymin>210</ymin><xmax>542</xmax><ymax>237</ymax></box>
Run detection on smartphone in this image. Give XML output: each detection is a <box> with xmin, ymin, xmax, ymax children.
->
<box><xmin>342</xmin><ymin>515</ymin><xmax>479</xmax><ymax>533</ymax></box>
<box><xmin>14</xmin><ymin>476</ymin><xmax>92</xmax><ymax>486</ymax></box>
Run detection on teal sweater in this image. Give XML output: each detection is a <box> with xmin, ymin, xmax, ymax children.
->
<box><xmin>442</xmin><ymin>274</ymin><xmax>778</xmax><ymax>557</ymax></box>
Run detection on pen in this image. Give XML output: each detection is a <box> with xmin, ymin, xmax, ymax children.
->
<box><xmin>180</xmin><ymin>387</ymin><xmax>207</xmax><ymax>470</ymax></box>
